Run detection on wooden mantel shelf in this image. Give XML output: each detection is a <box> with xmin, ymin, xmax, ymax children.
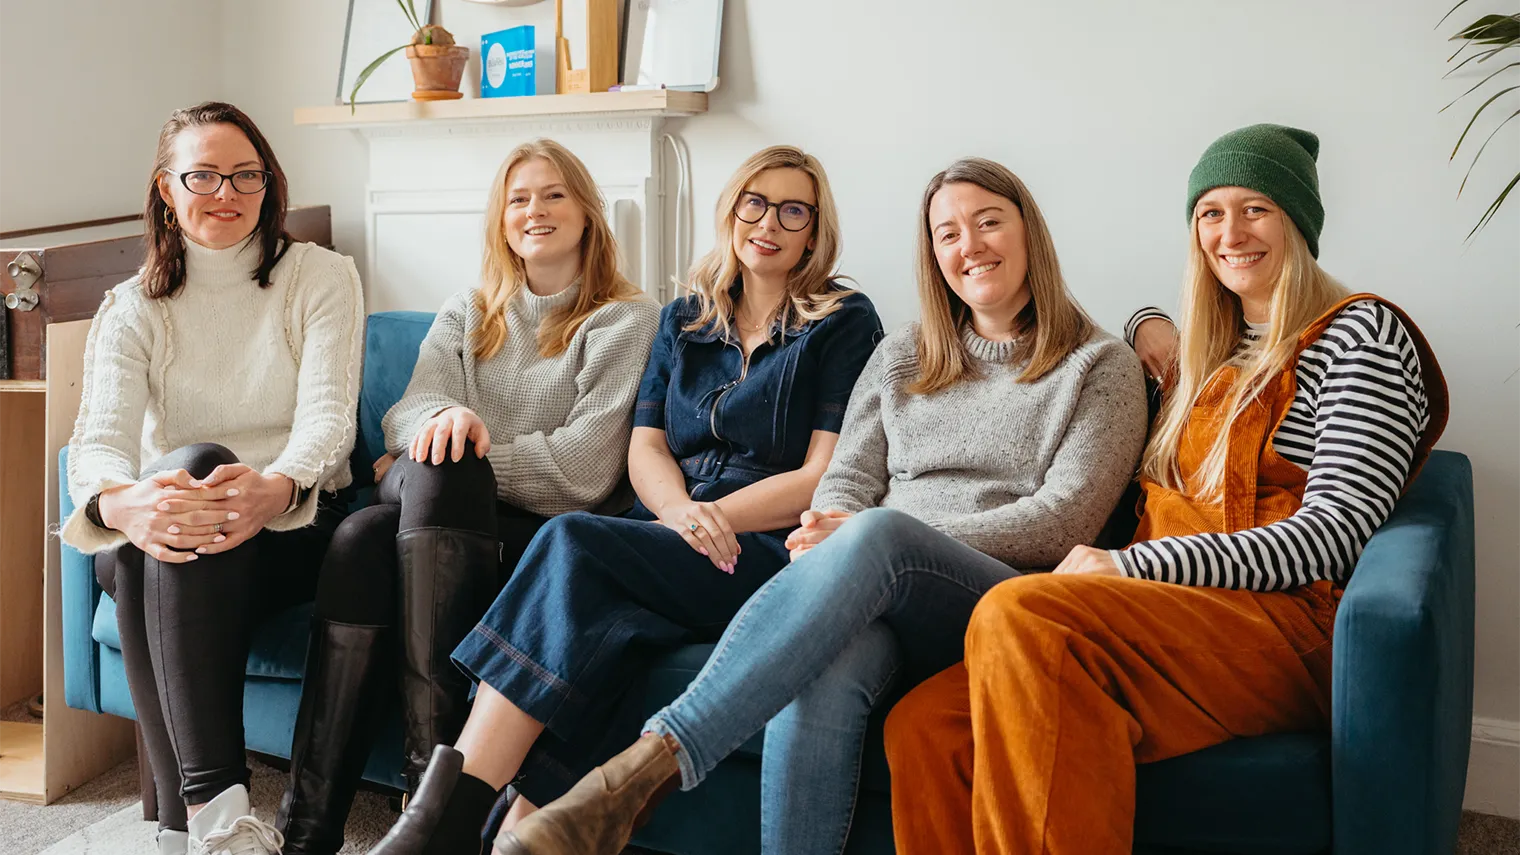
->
<box><xmin>294</xmin><ymin>89</ymin><xmax>707</xmax><ymax>128</ymax></box>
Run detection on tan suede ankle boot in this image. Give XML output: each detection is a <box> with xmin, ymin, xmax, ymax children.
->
<box><xmin>492</xmin><ymin>732</ymin><xmax>681</xmax><ymax>855</ymax></box>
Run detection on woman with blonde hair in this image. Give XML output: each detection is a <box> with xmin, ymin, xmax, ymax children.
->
<box><xmin>884</xmin><ymin>124</ymin><xmax>1448</xmax><ymax>855</ymax></box>
<box><xmin>369</xmin><ymin>145</ymin><xmax>883</xmax><ymax>855</ymax></box>
<box><xmin>486</xmin><ymin>156</ymin><xmax>1149</xmax><ymax>855</ymax></box>
<box><xmin>278</xmin><ymin>138</ymin><xmax>659</xmax><ymax>854</ymax></box>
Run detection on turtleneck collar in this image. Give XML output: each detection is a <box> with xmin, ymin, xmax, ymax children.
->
<box><xmin>182</xmin><ymin>233</ymin><xmax>262</xmax><ymax>286</ymax></box>
<box><xmin>960</xmin><ymin>324</ymin><xmax>1023</xmax><ymax>364</ymax></box>
<box><xmin>514</xmin><ymin>278</ymin><xmax>582</xmax><ymax>322</ymax></box>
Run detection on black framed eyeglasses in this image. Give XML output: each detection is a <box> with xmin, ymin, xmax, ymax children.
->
<box><xmin>733</xmin><ymin>191</ymin><xmax>816</xmax><ymax>232</ymax></box>
<box><xmin>166</xmin><ymin>169</ymin><xmax>272</xmax><ymax>196</ymax></box>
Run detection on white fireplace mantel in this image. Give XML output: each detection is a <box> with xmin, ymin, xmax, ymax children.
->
<box><xmin>295</xmin><ymin>91</ymin><xmax>706</xmax><ymax>313</ymax></box>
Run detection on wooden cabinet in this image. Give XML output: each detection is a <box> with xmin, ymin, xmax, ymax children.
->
<box><xmin>0</xmin><ymin>321</ymin><xmax>133</xmax><ymax>804</ymax></box>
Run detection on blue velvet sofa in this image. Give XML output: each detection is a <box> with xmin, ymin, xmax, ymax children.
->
<box><xmin>60</xmin><ymin>311</ymin><xmax>1476</xmax><ymax>855</ymax></box>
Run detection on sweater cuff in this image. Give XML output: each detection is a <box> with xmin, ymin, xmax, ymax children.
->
<box><xmin>810</xmin><ymin>493</ymin><xmax>868</xmax><ymax>515</ymax></box>
<box><xmin>1123</xmin><ymin>307</ymin><xmax>1172</xmax><ymax>349</ymax></box>
<box><xmin>60</xmin><ymin>504</ymin><xmax>129</xmax><ymax>555</ymax></box>
<box><xmin>265</xmin><ymin>487</ymin><xmax>321</xmax><ymax>532</ymax></box>
<box><xmin>1112</xmin><ymin>548</ymin><xmax>1142</xmax><ymax>579</ymax></box>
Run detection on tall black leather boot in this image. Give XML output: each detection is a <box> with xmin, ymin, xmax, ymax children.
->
<box><xmin>397</xmin><ymin>527</ymin><xmax>500</xmax><ymax>793</ymax></box>
<box><xmin>278</xmin><ymin>619</ymin><xmax>388</xmax><ymax>854</ymax></box>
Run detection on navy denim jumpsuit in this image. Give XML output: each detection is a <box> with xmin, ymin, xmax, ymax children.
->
<box><xmin>451</xmin><ymin>283</ymin><xmax>883</xmax><ymax>804</ymax></box>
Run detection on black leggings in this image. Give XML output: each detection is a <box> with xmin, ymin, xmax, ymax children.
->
<box><xmin>316</xmin><ymin>449</ymin><xmax>551</xmax><ymax>622</ymax></box>
<box><xmin>95</xmin><ymin>443</ymin><xmax>358</xmax><ymax>828</ymax></box>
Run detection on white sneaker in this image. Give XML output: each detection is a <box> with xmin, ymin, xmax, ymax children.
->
<box><xmin>156</xmin><ymin>829</ymin><xmax>189</xmax><ymax>855</ymax></box>
<box><xmin>187</xmin><ymin>785</ymin><xmax>285</xmax><ymax>855</ymax></box>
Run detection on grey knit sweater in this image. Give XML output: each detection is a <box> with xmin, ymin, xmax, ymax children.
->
<box><xmin>811</xmin><ymin>323</ymin><xmax>1148</xmax><ymax>566</ymax></box>
<box><xmin>382</xmin><ymin>284</ymin><xmax>659</xmax><ymax>516</ymax></box>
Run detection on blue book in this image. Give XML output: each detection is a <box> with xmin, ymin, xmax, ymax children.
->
<box><xmin>482</xmin><ymin>26</ymin><xmax>535</xmax><ymax>98</ymax></box>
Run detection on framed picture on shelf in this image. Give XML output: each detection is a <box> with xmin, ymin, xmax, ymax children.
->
<box><xmin>621</xmin><ymin>0</ymin><xmax>723</xmax><ymax>91</ymax></box>
<box><xmin>336</xmin><ymin>0</ymin><xmax>437</xmax><ymax>105</ymax></box>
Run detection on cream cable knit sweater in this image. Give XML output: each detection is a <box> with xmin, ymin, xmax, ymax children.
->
<box><xmin>381</xmin><ymin>285</ymin><xmax>659</xmax><ymax>517</ymax></box>
<box><xmin>62</xmin><ymin>236</ymin><xmax>365</xmax><ymax>554</ymax></box>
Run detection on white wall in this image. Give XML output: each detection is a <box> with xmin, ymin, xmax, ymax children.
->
<box><xmin>67</xmin><ymin>0</ymin><xmax>1520</xmax><ymax>815</ymax></box>
<box><xmin>0</xmin><ymin>1</ymin><xmax>223</xmax><ymax>230</ymax></box>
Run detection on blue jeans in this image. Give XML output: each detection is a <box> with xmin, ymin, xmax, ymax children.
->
<box><xmin>450</xmin><ymin>506</ymin><xmax>792</xmax><ymax>805</ymax></box>
<box><xmin>646</xmin><ymin>507</ymin><xmax>1021</xmax><ymax>854</ymax></box>
<box><xmin>762</xmin><ymin>621</ymin><xmax>899</xmax><ymax>855</ymax></box>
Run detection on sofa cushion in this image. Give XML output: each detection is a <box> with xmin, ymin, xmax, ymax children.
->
<box><xmin>352</xmin><ymin>311</ymin><xmax>434</xmax><ymax>488</ymax></box>
<box><xmin>646</xmin><ymin>644</ymin><xmax>1331</xmax><ymax>855</ymax></box>
<box><xmin>93</xmin><ymin>596</ymin><xmax>314</xmax><ymax>682</ymax></box>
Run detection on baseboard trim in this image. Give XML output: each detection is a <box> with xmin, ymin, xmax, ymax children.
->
<box><xmin>1465</xmin><ymin>717</ymin><xmax>1519</xmax><ymax>819</ymax></box>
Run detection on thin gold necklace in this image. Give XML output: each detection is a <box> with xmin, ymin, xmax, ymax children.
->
<box><xmin>736</xmin><ymin>301</ymin><xmax>780</xmax><ymax>332</ymax></box>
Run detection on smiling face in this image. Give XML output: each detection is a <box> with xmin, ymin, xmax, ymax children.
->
<box><xmin>156</xmin><ymin>123</ymin><xmax>264</xmax><ymax>250</ymax></box>
<box><xmin>1193</xmin><ymin>186</ymin><xmax>1288</xmax><ymax>319</ymax></box>
<box><xmin>502</xmin><ymin>156</ymin><xmax>588</xmax><ymax>268</ymax></box>
<box><xmin>927</xmin><ymin>181</ymin><xmax>1031</xmax><ymax>333</ymax></box>
<box><xmin>730</xmin><ymin>167</ymin><xmax>817</xmax><ymax>279</ymax></box>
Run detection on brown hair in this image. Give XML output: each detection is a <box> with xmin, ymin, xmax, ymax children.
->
<box><xmin>141</xmin><ymin>101</ymin><xmax>291</xmax><ymax>299</ymax></box>
<box><xmin>910</xmin><ymin>157</ymin><xmax>1094</xmax><ymax>394</ymax></box>
<box><xmin>475</xmin><ymin>139</ymin><xmax>644</xmax><ymax>361</ymax></box>
<box><xmin>680</xmin><ymin>145</ymin><xmax>854</xmax><ymax>339</ymax></box>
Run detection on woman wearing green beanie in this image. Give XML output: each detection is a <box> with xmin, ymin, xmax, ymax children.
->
<box><xmin>878</xmin><ymin>123</ymin><xmax>1452</xmax><ymax>855</ymax></box>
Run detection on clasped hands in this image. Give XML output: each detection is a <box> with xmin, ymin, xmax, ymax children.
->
<box><xmin>98</xmin><ymin>465</ymin><xmax>296</xmax><ymax>564</ymax></box>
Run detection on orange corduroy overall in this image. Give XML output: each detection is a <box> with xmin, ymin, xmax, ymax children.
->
<box><xmin>883</xmin><ymin>295</ymin><xmax>1447</xmax><ymax>855</ymax></box>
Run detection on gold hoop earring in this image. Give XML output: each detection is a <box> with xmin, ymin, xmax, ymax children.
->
<box><xmin>164</xmin><ymin>207</ymin><xmax>178</xmax><ymax>230</ymax></box>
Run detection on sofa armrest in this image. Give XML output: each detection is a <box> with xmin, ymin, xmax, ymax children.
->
<box><xmin>1331</xmin><ymin>450</ymin><xmax>1474</xmax><ymax>855</ymax></box>
<box><xmin>58</xmin><ymin>446</ymin><xmax>106</xmax><ymax>714</ymax></box>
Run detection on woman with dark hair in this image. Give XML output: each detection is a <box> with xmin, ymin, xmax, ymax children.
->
<box><xmin>61</xmin><ymin>101</ymin><xmax>364</xmax><ymax>855</ymax></box>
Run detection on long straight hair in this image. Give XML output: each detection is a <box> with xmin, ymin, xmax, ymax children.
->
<box><xmin>680</xmin><ymin>145</ymin><xmax>854</xmax><ymax>338</ymax></box>
<box><xmin>141</xmin><ymin>102</ymin><xmax>291</xmax><ymax>299</ymax></box>
<box><xmin>1141</xmin><ymin>212</ymin><xmax>1348</xmax><ymax>498</ymax></box>
<box><xmin>910</xmin><ymin>158</ymin><xmax>1094</xmax><ymax>394</ymax></box>
<box><xmin>475</xmin><ymin>139</ymin><xmax>643</xmax><ymax>361</ymax></box>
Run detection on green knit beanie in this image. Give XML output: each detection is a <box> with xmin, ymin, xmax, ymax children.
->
<box><xmin>1186</xmin><ymin>123</ymin><xmax>1324</xmax><ymax>258</ymax></box>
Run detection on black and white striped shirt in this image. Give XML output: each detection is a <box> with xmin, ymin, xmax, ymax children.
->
<box><xmin>1115</xmin><ymin>300</ymin><xmax>1430</xmax><ymax>591</ymax></box>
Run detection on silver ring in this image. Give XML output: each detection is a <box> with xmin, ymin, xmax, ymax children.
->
<box><xmin>214</xmin><ymin>522</ymin><xmax>224</xmax><ymax>533</ymax></box>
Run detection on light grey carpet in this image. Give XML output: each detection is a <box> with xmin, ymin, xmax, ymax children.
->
<box><xmin>3</xmin><ymin>752</ymin><xmax>1515</xmax><ymax>854</ymax></box>
<box><xmin>1</xmin><ymin>757</ymin><xmax>395</xmax><ymax>855</ymax></box>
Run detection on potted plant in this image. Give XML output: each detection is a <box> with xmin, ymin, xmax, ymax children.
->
<box><xmin>351</xmin><ymin>1</ymin><xmax>470</xmax><ymax>108</ymax></box>
<box><xmin>1439</xmin><ymin>0</ymin><xmax>1519</xmax><ymax>238</ymax></box>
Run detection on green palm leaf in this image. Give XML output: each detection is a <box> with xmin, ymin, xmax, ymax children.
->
<box><xmin>1450</xmin><ymin>85</ymin><xmax>1519</xmax><ymax>160</ymax></box>
<box><xmin>1443</xmin><ymin>9</ymin><xmax>1520</xmax><ymax>238</ymax></box>
<box><xmin>1451</xmin><ymin>14</ymin><xmax>1520</xmax><ymax>44</ymax></box>
<box><xmin>1459</xmin><ymin>109</ymin><xmax>1520</xmax><ymax>197</ymax></box>
<box><xmin>1437</xmin><ymin>0</ymin><xmax>1477</xmax><ymax>29</ymax></box>
<box><xmin>1441</xmin><ymin>62</ymin><xmax>1520</xmax><ymax>111</ymax></box>
<box><xmin>1467</xmin><ymin>171</ymin><xmax>1520</xmax><ymax>240</ymax></box>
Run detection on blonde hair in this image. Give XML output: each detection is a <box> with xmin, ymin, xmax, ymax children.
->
<box><xmin>1141</xmin><ymin>211</ymin><xmax>1348</xmax><ymax>498</ymax></box>
<box><xmin>474</xmin><ymin>139</ymin><xmax>643</xmax><ymax>361</ymax></box>
<box><xmin>680</xmin><ymin>145</ymin><xmax>854</xmax><ymax>338</ymax></box>
<box><xmin>909</xmin><ymin>158</ymin><xmax>1095</xmax><ymax>395</ymax></box>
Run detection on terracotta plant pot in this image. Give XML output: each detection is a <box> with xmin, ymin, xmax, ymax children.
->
<box><xmin>406</xmin><ymin>44</ymin><xmax>470</xmax><ymax>100</ymax></box>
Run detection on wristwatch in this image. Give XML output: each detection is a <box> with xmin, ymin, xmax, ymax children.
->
<box><xmin>84</xmin><ymin>492</ymin><xmax>113</xmax><ymax>530</ymax></box>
